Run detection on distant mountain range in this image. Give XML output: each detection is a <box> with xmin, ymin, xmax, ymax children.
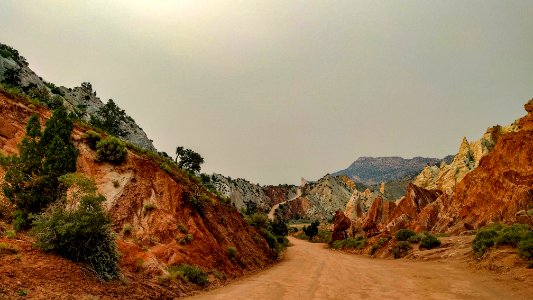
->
<box><xmin>332</xmin><ymin>156</ymin><xmax>454</xmax><ymax>186</ymax></box>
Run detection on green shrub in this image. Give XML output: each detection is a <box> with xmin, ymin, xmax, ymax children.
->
<box><xmin>83</xmin><ymin>131</ymin><xmax>102</xmax><ymax>150</ymax></box>
<box><xmin>495</xmin><ymin>224</ymin><xmax>533</xmax><ymax>247</ymax></box>
<box><xmin>248</xmin><ymin>213</ymin><xmax>269</xmax><ymax>229</ymax></box>
<box><xmin>143</xmin><ymin>203</ymin><xmax>156</xmax><ymax>214</ymax></box>
<box><xmin>370</xmin><ymin>237</ymin><xmax>390</xmax><ymax>255</ymax></box>
<box><xmin>472</xmin><ymin>227</ymin><xmax>500</xmax><ymax>256</ymax></box>
<box><xmin>407</xmin><ymin>234</ymin><xmax>423</xmax><ymax>243</ymax></box>
<box><xmin>178</xmin><ymin>233</ymin><xmax>194</xmax><ymax>245</ymax></box>
<box><xmin>472</xmin><ymin>223</ymin><xmax>533</xmax><ymax>258</ymax></box>
<box><xmin>313</xmin><ymin>230</ymin><xmax>332</xmax><ymax>244</ymax></box>
<box><xmin>392</xmin><ymin>241</ymin><xmax>412</xmax><ymax>259</ymax></box>
<box><xmin>1</xmin><ymin>109</ymin><xmax>77</xmax><ymax>222</ymax></box>
<box><xmin>4</xmin><ymin>229</ymin><xmax>16</xmax><ymax>239</ymax></box>
<box><xmin>90</xmin><ymin>99</ymin><xmax>128</xmax><ymax>137</ymax></box>
<box><xmin>122</xmin><ymin>224</ymin><xmax>133</xmax><ymax>235</ymax></box>
<box><xmin>518</xmin><ymin>238</ymin><xmax>533</xmax><ymax>260</ymax></box>
<box><xmin>12</xmin><ymin>210</ymin><xmax>28</xmax><ymax>232</ymax></box>
<box><xmin>177</xmin><ymin>224</ymin><xmax>188</xmax><ymax>234</ymax></box>
<box><xmin>0</xmin><ymin>242</ymin><xmax>18</xmax><ymax>254</ymax></box>
<box><xmin>270</xmin><ymin>218</ymin><xmax>289</xmax><ymax>237</ymax></box>
<box><xmin>227</xmin><ymin>247</ymin><xmax>237</xmax><ymax>259</ymax></box>
<box><xmin>303</xmin><ymin>221</ymin><xmax>319</xmax><ymax>240</ymax></box>
<box><xmin>167</xmin><ymin>264</ymin><xmax>208</xmax><ymax>286</ymax></box>
<box><xmin>186</xmin><ymin>233</ymin><xmax>194</xmax><ymax>243</ymax></box>
<box><xmin>96</xmin><ymin>137</ymin><xmax>127</xmax><ymax>164</ymax></box>
<box><xmin>262</xmin><ymin>228</ymin><xmax>283</xmax><ymax>257</ymax></box>
<box><xmin>420</xmin><ymin>234</ymin><xmax>441</xmax><ymax>250</ymax></box>
<box><xmin>396</xmin><ymin>229</ymin><xmax>416</xmax><ymax>241</ymax></box>
<box><xmin>332</xmin><ymin>236</ymin><xmax>366</xmax><ymax>250</ymax></box>
<box><xmin>32</xmin><ymin>194</ymin><xmax>119</xmax><ymax>280</ymax></box>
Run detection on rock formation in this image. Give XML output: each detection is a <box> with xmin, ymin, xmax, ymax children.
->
<box><xmin>332</xmin><ymin>210</ymin><xmax>351</xmax><ymax>241</ymax></box>
<box><xmin>0</xmin><ymin>47</ymin><xmax>156</xmax><ymax>151</ymax></box>
<box><xmin>414</xmin><ymin>125</ymin><xmax>512</xmax><ymax>193</ymax></box>
<box><xmin>333</xmin><ymin>156</ymin><xmax>452</xmax><ymax>186</ymax></box>
<box><xmin>210</xmin><ymin>174</ymin><xmax>298</xmax><ymax>212</ymax></box>
<box><xmin>0</xmin><ymin>91</ymin><xmax>276</xmax><ymax>287</ymax></box>
<box><xmin>353</xmin><ymin>98</ymin><xmax>533</xmax><ymax>236</ymax></box>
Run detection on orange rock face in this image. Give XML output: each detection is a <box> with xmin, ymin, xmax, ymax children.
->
<box><xmin>430</xmin><ymin>108</ymin><xmax>533</xmax><ymax>233</ymax></box>
<box><xmin>353</xmin><ymin>99</ymin><xmax>533</xmax><ymax>236</ymax></box>
<box><xmin>0</xmin><ymin>91</ymin><xmax>275</xmax><ymax>284</ymax></box>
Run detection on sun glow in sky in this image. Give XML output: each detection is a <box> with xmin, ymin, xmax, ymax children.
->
<box><xmin>1</xmin><ymin>1</ymin><xmax>532</xmax><ymax>184</ymax></box>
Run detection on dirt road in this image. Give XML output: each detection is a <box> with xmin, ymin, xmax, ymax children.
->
<box><xmin>267</xmin><ymin>188</ymin><xmax>302</xmax><ymax>220</ymax></box>
<box><xmin>188</xmin><ymin>237</ymin><xmax>532</xmax><ymax>300</ymax></box>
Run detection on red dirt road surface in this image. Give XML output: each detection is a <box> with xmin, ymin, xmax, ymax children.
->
<box><xmin>188</xmin><ymin>237</ymin><xmax>532</xmax><ymax>300</ymax></box>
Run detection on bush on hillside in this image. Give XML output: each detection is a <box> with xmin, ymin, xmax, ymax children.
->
<box><xmin>472</xmin><ymin>223</ymin><xmax>533</xmax><ymax>259</ymax></box>
<box><xmin>420</xmin><ymin>234</ymin><xmax>441</xmax><ymax>250</ymax></box>
<box><xmin>262</xmin><ymin>228</ymin><xmax>284</xmax><ymax>258</ymax></box>
<box><xmin>248</xmin><ymin>213</ymin><xmax>269</xmax><ymax>229</ymax></box>
<box><xmin>472</xmin><ymin>227</ymin><xmax>499</xmax><ymax>256</ymax></box>
<box><xmin>396</xmin><ymin>229</ymin><xmax>416</xmax><ymax>241</ymax></box>
<box><xmin>407</xmin><ymin>233</ymin><xmax>423</xmax><ymax>243</ymax></box>
<box><xmin>90</xmin><ymin>99</ymin><xmax>128</xmax><ymax>137</ymax></box>
<box><xmin>96</xmin><ymin>136</ymin><xmax>127</xmax><ymax>164</ymax></box>
<box><xmin>32</xmin><ymin>174</ymin><xmax>119</xmax><ymax>280</ymax></box>
<box><xmin>175</xmin><ymin>146</ymin><xmax>204</xmax><ymax>173</ymax></box>
<box><xmin>332</xmin><ymin>236</ymin><xmax>366</xmax><ymax>250</ymax></box>
<box><xmin>518</xmin><ymin>238</ymin><xmax>533</xmax><ymax>260</ymax></box>
<box><xmin>303</xmin><ymin>221</ymin><xmax>319</xmax><ymax>240</ymax></box>
<box><xmin>82</xmin><ymin>130</ymin><xmax>102</xmax><ymax>150</ymax></box>
<box><xmin>370</xmin><ymin>236</ymin><xmax>391</xmax><ymax>255</ymax></box>
<box><xmin>167</xmin><ymin>264</ymin><xmax>208</xmax><ymax>286</ymax></box>
<box><xmin>1</xmin><ymin>109</ymin><xmax>77</xmax><ymax>228</ymax></box>
<box><xmin>392</xmin><ymin>241</ymin><xmax>412</xmax><ymax>259</ymax></box>
<box><xmin>270</xmin><ymin>218</ymin><xmax>289</xmax><ymax>237</ymax></box>
<box><xmin>495</xmin><ymin>224</ymin><xmax>533</xmax><ymax>247</ymax></box>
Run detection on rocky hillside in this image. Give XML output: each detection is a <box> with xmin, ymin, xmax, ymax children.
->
<box><xmin>345</xmin><ymin>99</ymin><xmax>533</xmax><ymax>236</ymax></box>
<box><xmin>0</xmin><ymin>90</ymin><xmax>277</xmax><ymax>298</ymax></box>
<box><xmin>333</xmin><ymin>156</ymin><xmax>453</xmax><ymax>186</ymax></box>
<box><xmin>276</xmin><ymin>175</ymin><xmax>360</xmax><ymax>220</ymax></box>
<box><xmin>0</xmin><ymin>43</ymin><xmax>156</xmax><ymax>151</ymax></box>
<box><xmin>211</xmin><ymin>173</ymin><xmax>362</xmax><ymax>221</ymax></box>
<box><xmin>413</xmin><ymin>124</ymin><xmax>516</xmax><ymax>193</ymax></box>
<box><xmin>209</xmin><ymin>174</ymin><xmax>298</xmax><ymax>213</ymax></box>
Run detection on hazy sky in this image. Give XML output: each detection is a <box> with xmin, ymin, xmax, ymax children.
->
<box><xmin>1</xmin><ymin>1</ymin><xmax>532</xmax><ymax>185</ymax></box>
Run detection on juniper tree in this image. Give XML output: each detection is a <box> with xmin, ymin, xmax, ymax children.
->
<box><xmin>1</xmin><ymin>108</ymin><xmax>78</xmax><ymax>229</ymax></box>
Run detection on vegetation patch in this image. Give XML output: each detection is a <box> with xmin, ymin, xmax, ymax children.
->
<box><xmin>407</xmin><ymin>233</ymin><xmax>424</xmax><ymax>243</ymax></box>
<box><xmin>32</xmin><ymin>174</ymin><xmax>119</xmax><ymax>280</ymax></box>
<box><xmin>0</xmin><ymin>242</ymin><xmax>19</xmax><ymax>255</ymax></box>
<box><xmin>4</xmin><ymin>229</ymin><xmax>16</xmax><ymax>239</ymax></box>
<box><xmin>472</xmin><ymin>223</ymin><xmax>533</xmax><ymax>260</ymax></box>
<box><xmin>396</xmin><ymin>229</ymin><xmax>416</xmax><ymax>241</ymax></box>
<box><xmin>420</xmin><ymin>234</ymin><xmax>441</xmax><ymax>250</ymax></box>
<box><xmin>247</xmin><ymin>213</ymin><xmax>269</xmax><ymax>229</ymax></box>
<box><xmin>166</xmin><ymin>264</ymin><xmax>208</xmax><ymax>286</ymax></box>
<box><xmin>227</xmin><ymin>247</ymin><xmax>238</xmax><ymax>261</ymax></box>
<box><xmin>122</xmin><ymin>224</ymin><xmax>133</xmax><ymax>236</ymax></box>
<box><xmin>143</xmin><ymin>203</ymin><xmax>156</xmax><ymax>214</ymax></box>
<box><xmin>370</xmin><ymin>236</ymin><xmax>391</xmax><ymax>255</ymax></box>
<box><xmin>96</xmin><ymin>137</ymin><xmax>127</xmax><ymax>164</ymax></box>
<box><xmin>0</xmin><ymin>109</ymin><xmax>77</xmax><ymax>230</ymax></box>
<box><xmin>177</xmin><ymin>224</ymin><xmax>188</xmax><ymax>234</ymax></box>
<box><xmin>302</xmin><ymin>221</ymin><xmax>319</xmax><ymax>240</ymax></box>
<box><xmin>82</xmin><ymin>130</ymin><xmax>102</xmax><ymax>150</ymax></box>
<box><xmin>331</xmin><ymin>236</ymin><xmax>367</xmax><ymax>250</ymax></box>
<box><xmin>392</xmin><ymin>241</ymin><xmax>412</xmax><ymax>259</ymax></box>
<box><xmin>178</xmin><ymin>233</ymin><xmax>194</xmax><ymax>245</ymax></box>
